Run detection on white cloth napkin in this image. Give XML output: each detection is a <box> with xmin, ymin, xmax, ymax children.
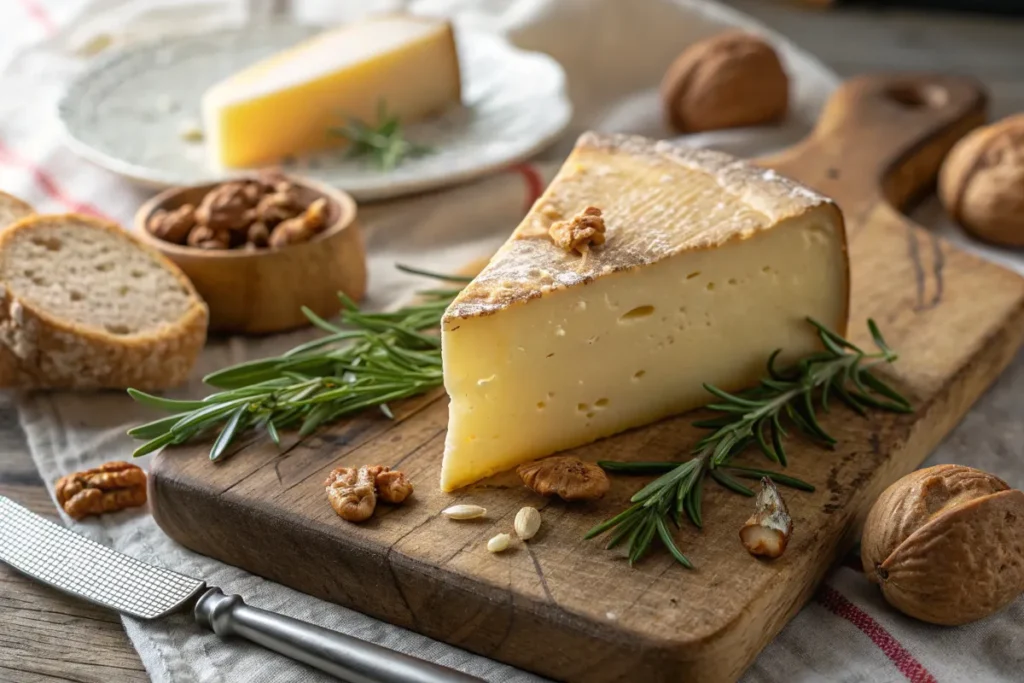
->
<box><xmin>2</xmin><ymin>1</ymin><xmax>1022</xmax><ymax>681</ymax></box>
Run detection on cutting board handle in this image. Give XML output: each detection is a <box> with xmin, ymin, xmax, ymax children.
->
<box><xmin>763</xmin><ymin>74</ymin><xmax>987</xmax><ymax>217</ymax></box>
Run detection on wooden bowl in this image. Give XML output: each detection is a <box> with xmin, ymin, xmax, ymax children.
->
<box><xmin>134</xmin><ymin>176</ymin><xmax>366</xmax><ymax>335</ymax></box>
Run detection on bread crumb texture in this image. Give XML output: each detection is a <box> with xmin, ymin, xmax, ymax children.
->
<box><xmin>0</xmin><ymin>214</ymin><xmax>208</xmax><ymax>390</ymax></box>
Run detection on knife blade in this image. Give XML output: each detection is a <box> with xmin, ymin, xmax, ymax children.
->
<box><xmin>0</xmin><ymin>495</ymin><xmax>482</xmax><ymax>683</ymax></box>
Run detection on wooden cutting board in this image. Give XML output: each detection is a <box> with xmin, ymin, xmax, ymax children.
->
<box><xmin>150</xmin><ymin>74</ymin><xmax>1024</xmax><ymax>683</ymax></box>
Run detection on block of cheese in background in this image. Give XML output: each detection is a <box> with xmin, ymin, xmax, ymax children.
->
<box><xmin>202</xmin><ymin>15</ymin><xmax>461</xmax><ymax>169</ymax></box>
<box><xmin>439</xmin><ymin>133</ymin><xmax>848</xmax><ymax>491</ymax></box>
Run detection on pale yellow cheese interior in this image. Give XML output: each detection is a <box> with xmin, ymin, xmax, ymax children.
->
<box><xmin>441</xmin><ymin>214</ymin><xmax>845</xmax><ymax>490</ymax></box>
<box><xmin>202</xmin><ymin>16</ymin><xmax>460</xmax><ymax>168</ymax></box>
<box><xmin>438</xmin><ymin>134</ymin><xmax>848</xmax><ymax>492</ymax></box>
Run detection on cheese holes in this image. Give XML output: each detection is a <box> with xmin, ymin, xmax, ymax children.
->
<box><xmin>619</xmin><ymin>305</ymin><xmax>655</xmax><ymax>322</ymax></box>
<box><xmin>633</xmin><ymin>370</ymin><xmax>646</xmax><ymax>381</ymax></box>
<box><xmin>577</xmin><ymin>403</ymin><xmax>588</xmax><ymax>412</ymax></box>
<box><xmin>686</xmin><ymin>272</ymin><xmax>701</xmax><ymax>280</ymax></box>
<box><xmin>762</xmin><ymin>266</ymin><xmax>773</xmax><ymax>274</ymax></box>
<box><xmin>706</xmin><ymin>282</ymin><xmax>715</xmax><ymax>291</ymax></box>
<box><xmin>728</xmin><ymin>278</ymin><xmax>738</xmax><ymax>286</ymax></box>
<box><xmin>595</xmin><ymin>398</ymin><xmax>609</xmax><ymax>408</ymax></box>
<box><xmin>536</xmin><ymin>402</ymin><xmax>546</xmax><ymax>410</ymax></box>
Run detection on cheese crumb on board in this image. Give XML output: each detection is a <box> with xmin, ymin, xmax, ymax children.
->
<box><xmin>202</xmin><ymin>15</ymin><xmax>461</xmax><ymax>169</ymax></box>
<box><xmin>438</xmin><ymin>132</ymin><xmax>848</xmax><ymax>491</ymax></box>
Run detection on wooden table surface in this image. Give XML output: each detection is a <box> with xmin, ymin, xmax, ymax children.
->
<box><xmin>1</xmin><ymin>3</ymin><xmax>1022</xmax><ymax>681</ymax></box>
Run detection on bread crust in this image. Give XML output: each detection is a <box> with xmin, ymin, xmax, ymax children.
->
<box><xmin>0</xmin><ymin>191</ymin><xmax>34</xmax><ymax>228</ymax></box>
<box><xmin>0</xmin><ymin>214</ymin><xmax>209</xmax><ymax>390</ymax></box>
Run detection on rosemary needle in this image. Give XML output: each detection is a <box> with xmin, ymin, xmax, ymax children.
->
<box><xmin>587</xmin><ymin>318</ymin><xmax>911</xmax><ymax>568</ymax></box>
<box><xmin>331</xmin><ymin>101</ymin><xmax>434</xmax><ymax>171</ymax></box>
<box><xmin>127</xmin><ymin>265</ymin><xmax>462</xmax><ymax>461</ymax></box>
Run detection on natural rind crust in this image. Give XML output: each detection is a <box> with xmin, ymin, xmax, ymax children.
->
<box><xmin>0</xmin><ymin>214</ymin><xmax>208</xmax><ymax>390</ymax></box>
<box><xmin>444</xmin><ymin>132</ymin><xmax>847</xmax><ymax>326</ymax></box>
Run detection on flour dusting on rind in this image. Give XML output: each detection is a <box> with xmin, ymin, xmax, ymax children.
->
<box><xmin>445</xmin><ymin>132</ymin><xmax>843</xmax><ymax>321</ymax></box>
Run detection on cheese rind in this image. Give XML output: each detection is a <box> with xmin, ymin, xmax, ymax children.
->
<box><xmin>439</xmin><ymin>133</ymin><xmax>848</xmax><ymax>491</ymax></box>
<box><xmin>202</xmin><ymin>16</ymin><xmax>461</xmax><ymax>169</ymax></box>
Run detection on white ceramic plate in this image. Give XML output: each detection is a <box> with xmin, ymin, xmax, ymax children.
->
<box><xmin>58</xmin><ymin>24</ymin><xmax>572</xmax><ymax>201</ymax></box>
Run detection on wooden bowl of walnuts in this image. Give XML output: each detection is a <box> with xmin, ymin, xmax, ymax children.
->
<box><xmin>134</xmin><ymin>172</ymin><xmax>366</xmax><ymax>335</ymax></box>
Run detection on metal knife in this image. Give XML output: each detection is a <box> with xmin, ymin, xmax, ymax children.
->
<box><xmin>0</xmin><ymin>495</ymin><xmax>481</xmax><ymax>683</ymax></box>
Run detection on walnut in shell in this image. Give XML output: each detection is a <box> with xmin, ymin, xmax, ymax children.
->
<box><xmin>660</xmin><ymin>31</ymin><xmax>789</xmax><ymax>134</ymax></box>
<box><xmin>938</xmin><ymin>114</ymin><xmax>1024</xmax><ymax>247</ymax></box>
<box><xmin>861</xmin><ymin>464</ymin><xmax>1024</xmax><ymax>626</ymax></box>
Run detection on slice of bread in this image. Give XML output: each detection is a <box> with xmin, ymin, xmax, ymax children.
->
<box><xmin>0</xmin><ymin>214</ymin><xmax>209</xmax><ymax>390</ymax></box>
<box><xmin>0</xmin><ymin>191</ymin><xmax>33</xmax><ymax>229</ymax></box>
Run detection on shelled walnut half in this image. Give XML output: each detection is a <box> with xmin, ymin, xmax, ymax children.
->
<box><xmin>325</xmin><ymin>464</ymin><xmax>413</xmax><ymax>522</ymax></box>
<box><xmin>55</xmin><ymin>461</ymin><xmax>147</xmax><ymax>520</ymax></box>
<box><xmin>146</xmin><ymin>204</ymin><xmax>196</xmax><ymax>244</ymax></box>
<box><xmin>518</xmin><ymin>456</ymin><xmax>609</xmax><ymax>501</ymax></box>
<box><xmin>145</xmin><ymin>174</ymin><xmax>332</xmax><ymax>251</ymax></box>
<box><xmin>549</xmin><ymin>206</ymin><xmax>606</xmax><ymax>255</ymax></box>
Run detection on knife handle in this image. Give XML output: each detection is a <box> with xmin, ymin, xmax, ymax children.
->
<box><xmin>194</xmin><ymin>588</ymin><xmax>482</xmax><ymax>683</ymax></box>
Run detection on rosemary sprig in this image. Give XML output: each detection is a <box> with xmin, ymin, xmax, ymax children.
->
<box><xmin>331</xmin><ymin>101</ymin><xmax>434</xmax><ymax>171</ymax></box>
<box><xmin>585</xmin><ymin>318</ymin><xmax>911</xmax><ymax>568</ymax></box>
<box><xmin>127</xmin><ymin>266</ymin><xmax>470</xmax><ymax>461</ymax></box>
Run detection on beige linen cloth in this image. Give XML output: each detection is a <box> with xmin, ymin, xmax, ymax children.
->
<box><xmin>1</xmin><ymin>1</ymin><xmax>1021</xmax><ymax>681</ymax></box>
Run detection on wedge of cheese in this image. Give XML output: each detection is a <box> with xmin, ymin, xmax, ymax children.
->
<box><xmin>439</xmin><ymin>133</ymin><xmax>848</xmax><ymax>491</ymax></box>
<box><xmin>202</xmin><ymin>15</ymin><xmax>461</xmax><ymax>169</ymax></box>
